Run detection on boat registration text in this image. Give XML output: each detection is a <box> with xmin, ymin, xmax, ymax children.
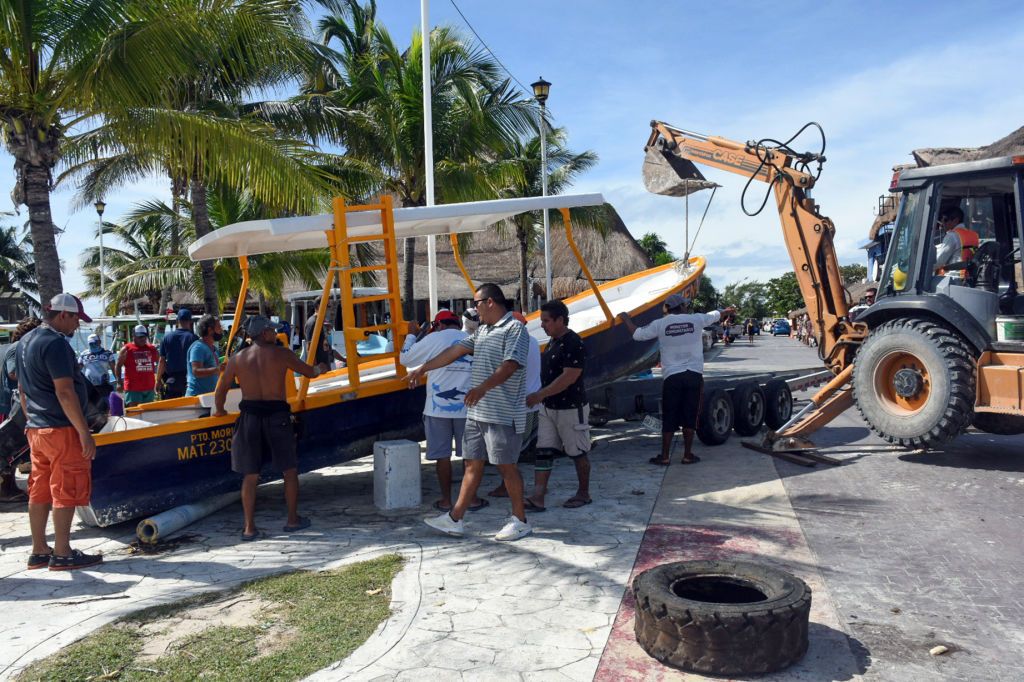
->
<box><xmin>178</xmin><ymin>426</ymin><xmax>234</xmax><ymax>461</ymax></box>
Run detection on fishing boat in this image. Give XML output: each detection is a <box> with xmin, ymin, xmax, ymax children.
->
<box><xmin>76</xmin><ymin>194</ymin><xmax>703</xmax><ymax>526</ymax></box>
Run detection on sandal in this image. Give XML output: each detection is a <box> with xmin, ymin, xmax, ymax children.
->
<box><xmin>523</xmin><ymin>498</ymin><xmax>547</xmax><ymax>513</ymax></box>
<box><xmin>467</xmin><ymin>498</ymin><xmax>490</xmax><ymax>512</ymax></box>
<box><xmin>48</xmin><ymin>549</ymin><xmax>103</xmax><ymax>571</ymax></box>
<box><xmin>433</xmin><ymin>500</ymin><xmax>453</xmax><ymax>512</ymax></box>
<box><xmin>241</xmin><ymin>530</ymin><xmax>264</xmax><ymax>542</ymax></box>
<box><xmin>680</xmin><ymin>455</ymin><xmax>701</xmax><ymax>464</ymax></box>
<box><xmin>563</xmin><ymin>496</ymin><xmax>593</xmax><ymax>509</ymax></box>
<box><xmin>283</xmin><ymin>517</ymin><xmax>312</xmax><ymax>532</ymax></box>
<box><xmin>27</xmin><ymin>551</ymin><xmax>52</xmax><ymax>570</ymax></box>
<box><xmin>648</xmin><ymin>456</ymin><xmax>670</xmax><ymax>466</ymax></box>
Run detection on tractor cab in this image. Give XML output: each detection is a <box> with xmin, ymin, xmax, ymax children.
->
<box><xmin>874</xmin><ymin>156</ymin><xmax>1024</xmax><ymax>351</ymax></box>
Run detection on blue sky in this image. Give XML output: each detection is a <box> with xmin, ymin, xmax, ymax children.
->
<box><xmin>4</xmin><ymin>0</ymin><xmax>1023</xmax><ymax>314</ymax></box>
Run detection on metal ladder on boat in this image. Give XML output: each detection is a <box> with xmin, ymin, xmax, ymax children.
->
<box><xmin>331</xmin><ymin>195</ymin><xmax>407</xmax><ymax>391</ymax></box>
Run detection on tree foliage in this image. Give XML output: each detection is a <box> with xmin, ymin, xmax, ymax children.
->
<box><xmin>692</xmin><ymin>274</ymin><xmax>719</xmax><ymax>312</ymax></box>
<box><xmin>638</xmin><ymin>232</ymin><xmax>675</xmax><ymax>266</ymax></box>
<box><xmin>840</xmin><ymin>263</ymin><xmax>868</xmax><ymax>284</ymax></box>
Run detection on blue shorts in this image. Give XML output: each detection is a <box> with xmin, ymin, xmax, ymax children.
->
<box><xmin>423</xmin><ymin>415</ymin><xmax>465</xmax><ymax>461</ymax></box>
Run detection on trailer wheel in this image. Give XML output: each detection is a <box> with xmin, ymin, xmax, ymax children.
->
<box><xmin>632</xmin><ymin>560</ymin><xmax>811</xmax><ymax>675</ymax></box>
<box><xmin>972</xmin><ymin>412</ymin><xmax>1024</xmax><ymax>435</ymax></box>
<box><xmin>853</xmin><ymin>318</ymin><xmax>975</xmax><ymax>447</ymax></box>
<box><xmin>763</xmin><ymin>379</ymin><xmax>793</xmax><ymax>429</ymax></box>
<box><xmin>732</xmin><ymin>382</ymin><xmax>766</xmax><ymax>436</ymax></box>
<box><xmin>697</xmin><ymin>388</ymin><xmax>733</xmax><ymax>445</ymax></box>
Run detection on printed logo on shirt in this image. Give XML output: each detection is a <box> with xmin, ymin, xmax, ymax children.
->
<box><xmin>665</xmin><ymin>322</ymin><xmax>695</xmax><ymax>337</ymax></box>
<box><xmin>431</xmin><ymin>383</ymin><xmax>467</xmax><ymax>413</ymax></box>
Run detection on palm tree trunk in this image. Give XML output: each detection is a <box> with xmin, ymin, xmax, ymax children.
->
<box><xmin>159</xmin><ymin>174</ymin><xmax>187</xmax><ymax>313</ymax></box>
<box><xmin>19</xmin><ymin>160</ymin><xmax>63</xmax><ymax>303</ymax></box>
<box><xmin>517</xmin><ymin>222</ymin><xmax>530</xmax><ymax>313</ymax></box>
<box><xmin>401</xmin><ymin>236</ymin><xmax>416</xmax><ymax>321</ymax></box>
<box><xmin>190</xmin><ymin>178</ymin><xmax>220</xmax><ymax>316</ymax></box>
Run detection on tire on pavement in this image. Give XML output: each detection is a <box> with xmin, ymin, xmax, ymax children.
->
<box><xmin>852</xmin><ymin>318</ymin><xmax>975</xmax><ymax>447</ymax></box>
<box><xmin>763</xmin><ymin>379</ymin><xmax>793</xmax><ymax>429</ymax></box>
<box><xmin>633</xmin><ymin>559</ymin><xmax>811</xmax><ymax>675</ymax></box>
<box><xmin>696</xmin><ymin>387</ymin><xmax>732</xmax><ymax>445</ymax></box>
<box><xmin>972</xmin><ymin>412</ymin><xmax>1024</xmax><ymax>435</ymax></box>
<box><xmin>731</xmin><ymin>382</ymin><xmax>766</xmax><ymax>436</ymax></box>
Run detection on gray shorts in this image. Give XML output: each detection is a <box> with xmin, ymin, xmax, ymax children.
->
<box><xmin>463</xmin><ymin>419</ymin><xmax>522</xmax><ymax>465</ymax></box>
<box><xmin>423</xmin><ymin>415</ymin><xmax>465</xmax><ymax>460</ymax></box>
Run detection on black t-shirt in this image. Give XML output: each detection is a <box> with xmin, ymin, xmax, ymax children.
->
<box><xmin>16</xmin><ymin>326</ymin><xmax>89</xmax><ymax>428</ymax></box>
<box><xmin>541</xmin><ymin>329</ymin><xmax>586</xmax><ymax>410</ymax></box>
<box><xmin>304</xmin><ymin>313</ymin><xmax>333</xmax><ymax>365</ymax></box>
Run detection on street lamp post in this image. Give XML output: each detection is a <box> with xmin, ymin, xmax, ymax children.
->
<box><xmin>531</xmin><ymin>77</ymin><xmax>552</xmax><ymax>302</ymax></box>
<box><xmin>94</xmin><ymin>200</ymin><xmax>106</xmax><ymax>314</ymax></box>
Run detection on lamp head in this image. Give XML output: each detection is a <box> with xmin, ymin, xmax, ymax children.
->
<box><xmin>531</xmin><ymin>77</ymin><xmax>551</xmax><ymax>105</ymax></box>
<box><xmin>94</xmin><ymin>199</ymin><xmax>106</xmax><ymax>216</ymax></box>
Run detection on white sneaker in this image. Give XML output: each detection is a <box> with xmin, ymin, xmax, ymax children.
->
<box><xmin>495</xmin><ymin>516</ymin><xmax>532</xmax><ymax>542</ymax></box>
<box><xmin>425</xmin><ymin>512</ymin><xmax>465</xmax><ymax>537</ymax></box>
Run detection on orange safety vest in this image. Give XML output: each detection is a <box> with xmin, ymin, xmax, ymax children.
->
<box><xmin>938</xmin><ymin>226</ymin><xmax>979</xmax><ymax>277</ymax></box>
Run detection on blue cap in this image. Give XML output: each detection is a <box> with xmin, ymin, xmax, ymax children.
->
<box><xmin>176</xmin><ymin>308</ymin><xmax>193</xmax><ymax>321</ymax></box>
<box><xmin>665</xmin><ymin>293</ymin><xmax>690</xmax><ymax>309</ymax></box>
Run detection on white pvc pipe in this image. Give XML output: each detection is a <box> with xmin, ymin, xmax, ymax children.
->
<box><xmin>540</xmin><ymin>104</ymin><xmax>551</xmax><ymax>302</ymax></box>
<box><xmin>421</xmin><ymin>0</ymin><xmax>438</xmax><ymax>318</ymax></box>
<box><xmin>135</xmin><ymin>491</ymin><xmax>239</xmax><ymax>544</ymax></box>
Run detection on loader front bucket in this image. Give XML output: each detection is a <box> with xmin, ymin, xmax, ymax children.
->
<box><xmin>642</xmin><ymin>145</ymin><xmax>717</xmax><ymax>197</ymax></box>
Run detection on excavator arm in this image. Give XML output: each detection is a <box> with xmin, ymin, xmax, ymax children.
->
<box><xmin>644</xmin><ymin>120</ymin><xmax>866</xmax><ymax>373</ymax></box>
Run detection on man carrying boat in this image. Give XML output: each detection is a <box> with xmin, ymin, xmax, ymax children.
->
<box><xmin>157</xmin><ymin>308</ymin><xmax>198</xmax><ymax>399</ymax></box>
<box><xmin>400</xmin><ymin>310</ymin><xmax>486</xmax><ymax>514</ymax></box>
<box><xmin>115</xmin><ymin>325</ymin><xmax>159</xmax><ymax>406</ymax></box>
<box><xmin>410</xmin><ymin>283</ymin><xmax>533</xmax><ymax>542</ymax></box>
<box><xmin>17</xmin><ymin>294</ymin><xmax>102</xmax><ymax>570</ymax></box>
<box><xmin>213</xmin><ymin>316</ymin><xmax>321</xmax><ymax>541</ymax></box>
<box><xmin>618</xmin><ymin>294</ymin><xmax>736</xmax><ymax>465</ymax></box>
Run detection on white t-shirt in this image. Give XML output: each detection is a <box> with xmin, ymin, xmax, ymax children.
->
<box><xmin>401</xmin><ymin>328</ymin><xmax>473</xmax><ymax>418</ymax></box>
<box><xmin>524</xmin><ymin>334</ymin><xmax>541</xmax><ymax>413</ymax></box>
<box><xmin>633</xmin><ymin>310</ymin><xmax>721</xmax><ymax>378</ymax></box>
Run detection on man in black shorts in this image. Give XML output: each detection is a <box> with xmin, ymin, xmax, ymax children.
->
<box><xmin>214</xmin><ymin>316</ymin><xmax>320</xmax><ymax>541</ymax></box>
<box><xmin>619</xmin><ymin>295</ymin><xmax>735</xmax><ymax>465</ymax></box>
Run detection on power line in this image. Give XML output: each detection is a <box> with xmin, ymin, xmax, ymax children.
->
<box><xmin>447</xmin><ymin>0</ymin><xmax>532</xmax><ymax>97</ymax></box>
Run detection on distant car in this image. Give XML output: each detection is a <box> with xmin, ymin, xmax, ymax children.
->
<box><xmin>771</xmin><ymin>319</ymin><xmax>791</xmax><ymax>336</ymax></box>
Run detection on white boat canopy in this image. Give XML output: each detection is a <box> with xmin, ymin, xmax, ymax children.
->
<box><xmin>189</xmin><ymin>193</ymin><xmax>605</xmax><ymax>261</ymax></box>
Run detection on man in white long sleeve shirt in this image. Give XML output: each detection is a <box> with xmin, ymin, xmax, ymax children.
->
<box><xmin>619</xmin><ymin>294</ymin><xmax>735</xmax><ymax>465</ymax></box>
<box><xmin>401</xmin><ymin>310</ymin><xmax>486</xmax><ymax>512</ymax></box>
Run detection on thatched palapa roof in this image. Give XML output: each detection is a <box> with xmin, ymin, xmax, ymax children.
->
<box><xmin>912</xmin><ymin>125</ymin><xmax>1024</xmax><ymax>167</ymax></box>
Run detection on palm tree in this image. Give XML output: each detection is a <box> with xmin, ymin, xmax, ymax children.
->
<box><xmin>0</xmin><ymin>221</ymin><xmax>37</xmax><ymax>310</ymax></box>
<box><xmin>1</xmin><ymin>0</ymin><xmax>320</xmax><ymax>303</ymax></box>
<box><xmin>320</xmin><ymin>11</ymin><xmax>535</xmax><ymax>317</ymax></box>
<box><xmin>498</xmin><ymin>128</ymin><xmax>599</xmax><ymax>311</ymax></box>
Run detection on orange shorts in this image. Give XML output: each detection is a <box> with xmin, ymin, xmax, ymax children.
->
<box><xmin>26</xmin><ymin>426</ymin><xmax>92</xmax><ymax>508</ymax></box>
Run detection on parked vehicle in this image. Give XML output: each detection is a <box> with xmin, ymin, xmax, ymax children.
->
<box><xmin>771</xmin><ymin>319</ymin><xmax>791</xmax><ymax>336</ymax></box>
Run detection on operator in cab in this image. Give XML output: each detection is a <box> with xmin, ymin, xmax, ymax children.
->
<box><xmin>934</xmin><ymin>207</ymin><xmax>978</xmax><ymax>278</ymax></box>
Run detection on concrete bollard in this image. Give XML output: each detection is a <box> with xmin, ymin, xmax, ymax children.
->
<box><xmin>373</xmin><ymin>439</ymin><xmax>422</xmax><ymax>510</ymax></box>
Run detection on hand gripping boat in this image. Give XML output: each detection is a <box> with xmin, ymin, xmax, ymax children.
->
<box><xmin>78</xmin><ymin>194</ymin><xmax>704</xmax><ymax>526</ymax></box>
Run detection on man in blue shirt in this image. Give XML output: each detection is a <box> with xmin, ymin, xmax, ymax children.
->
<box><xmin>157</xmin><ymin>308</ymin><xmax>198</xmax><ymax>399</ymax></box>
<box><xmin>187</xmin><ymin>315</ymin><xmax>223</xmax><ymax>396</ymax></box>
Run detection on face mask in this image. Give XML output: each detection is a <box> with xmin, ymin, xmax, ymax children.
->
<box><xmin>89</xmin><ymin>342</ymin><xmax>102</xmax><ymax>352</ymax></box>
<box><xmin>212</xmin><ymin>332</ymin><xmax>224</xmax><ymax>342</ymax></box>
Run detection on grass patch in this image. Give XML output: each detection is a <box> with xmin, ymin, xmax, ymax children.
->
<box><xmin>19</xmin><ymin>554</ymin><xmax>403</xmax><ymax>682</ymax></box>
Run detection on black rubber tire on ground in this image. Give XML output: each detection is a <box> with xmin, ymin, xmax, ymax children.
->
<box><xmin>696</xmin><ymin>388</ymin><xmax>733</xmax><ymax>446</ymax></box>
<box><xmin>763</xmin><ymin>379</ymin><xmax>793</xmax><ymax>430</ymax></box>
<box><xmin>852</xmin><ymin>318</ymin><xmax>975</xmax><ymax>448</ymax></box>
<box><xmin>972</xmin><ymin>412</ymin><xmax>1024</xmax><ymax>435</ymax></box>
<box><xmin>633</xmin><ymin>560</ymin><xmax>811</xmax><ymax>675</ymax></box>
<box><xmin>731</xmin><ymin>382</ymin><xmax>766</xmax><ymax>436</ymax></box>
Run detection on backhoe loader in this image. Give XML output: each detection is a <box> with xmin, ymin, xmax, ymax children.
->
<box><xmin>642</xmin><ymin>120</ymin><xmax>1024</xmax><ymax>448</ymax></box>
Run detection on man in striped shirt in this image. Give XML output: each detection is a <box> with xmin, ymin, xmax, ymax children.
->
<box><xmin>408</xmin><ymin>283</ymin><xmax>533</xmax><ymax>542</ymax></box>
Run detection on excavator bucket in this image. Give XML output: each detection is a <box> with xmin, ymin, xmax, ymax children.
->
<box><xmin>642</xmin><ymin>146</ymin><xmax>718</xmax><ymax>197</ymax></box>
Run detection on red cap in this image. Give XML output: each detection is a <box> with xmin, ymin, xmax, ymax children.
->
<box><xmin>433</xmin><ymin>310</ymin><xmax>459</xmax><ymax>324</ymax></box>
<box><xmin>511</xmin><ymin>312</ymin><xmax>527</xmax><ymax>324</ymax></box>
<box><xmin>48</xmin><ymin>293</ymin><xmax>92</xmax><ymax>323</ymax></box>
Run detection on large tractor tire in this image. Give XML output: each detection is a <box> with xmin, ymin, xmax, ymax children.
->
<box><xmin>731</xmin><ymin>382</ymin><xmax>766</xmax><ymax>436</ymax></box>
<box><xmin>633</xmin><ymin>560</ymin><xmax>811</xmax><ymax>675</ymax></box>
<box><xmin>763</xmin><ymin>379</ymin><xmax>793</xmax><ymax>430</ymax></box>
<box><xmin>696</xmin><ymin>388</ymin><xmax>733</xmax><ymax>445</ymax></box>
<box><xmin>852</xmin><ymin>318</ymin><xmax>975</xmax><ymax>447</ymax></box>
<box><xmin>972</xmin><ymin>412</ymin><xmax>1024</xmax><ymax>435</ymax></box>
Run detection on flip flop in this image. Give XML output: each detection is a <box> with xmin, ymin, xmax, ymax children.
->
<box><xmin>648</xmin><ymin>457</ymin><xmax>670</xmax><ymax>466</ymax></box>
<box><xmin>467</xmin><ymin>498</ymin><xmax>490</xmax><ymax>512</ymax></box>
<box><xmin>523</xmin><ymin>498</ymin><xmax>547</xmax><ymax>513</ymax></box>
<box><xmin>283</xmin><ymin>517</ymin><xmax>312</xmax><ymax>533</ymax></box>
<box><xmin>241</xmin><ymin>531</ymin><xmax>264</xmax><ymax>542</ymax></box>
<box><xmin>433</xmin><ymin>500</ymin><xmax>453</xmax><ymax>512</ymax></box>
<box><xmin>563</xmin><ymin>496</ymin><xmax>592</xmax><ymax>509</ymax></box>
<box><xmin>487</xmin><ymin>487</ymin><xmax>509</xmax><ymax>498</ymax></box>
<box><xmin>680</xmin><ymin>455</ymin><xmax>702</xmax><ymax>464</ymax></box>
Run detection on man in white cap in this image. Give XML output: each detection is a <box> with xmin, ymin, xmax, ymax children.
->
<box><xmin>16</xmin><ymin>293</ymin><xmax>102</xmax><ymax>570</ymax></box>
<box><xmin>619</xmin><ymin>294</ymin><xmax>735</xmax><ymax>465</ymax></box>
<box><xmin>78</xmin><ymin>333</ymin><xmax>116</xmax><ymax>398</ymax></box>
<box><xmin>115</xmin><ymin>324</ymin><xmax>160</xmax><ymax>406</ymax></box>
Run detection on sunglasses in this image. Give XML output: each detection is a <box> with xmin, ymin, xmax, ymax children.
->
<box><xmin>472</xmin><ymin>297</ymin><xmax>490</xmax><ymax>305</ymax></box>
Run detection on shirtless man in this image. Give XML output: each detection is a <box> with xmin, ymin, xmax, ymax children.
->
<box><xmin>214</xmin><ymin>316</ymin><xmax>320</xmax><ymax>541</ymax></box>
